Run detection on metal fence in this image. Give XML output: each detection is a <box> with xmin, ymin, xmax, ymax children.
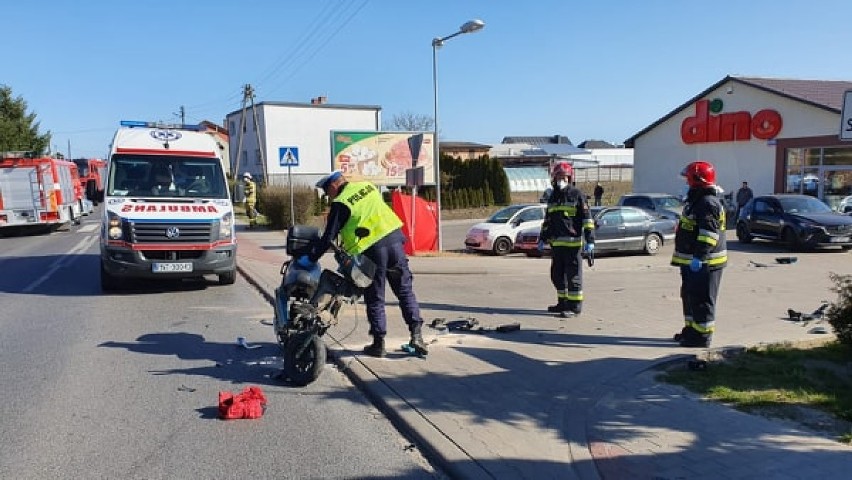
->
<box><xmin>573</xmin><ymin>166</ymin><xmax>633</xmax><ymax>183</ymax></box>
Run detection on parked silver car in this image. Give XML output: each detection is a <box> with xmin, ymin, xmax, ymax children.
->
<box><xmin>618</xmin><ymin>193</ymin><xmax>683</xmax><ymax>221</ymax></box>
<box><xmin>515</xmin><ymin>206</ymin><xmax>676</xmax><ymax>257</ymax></box>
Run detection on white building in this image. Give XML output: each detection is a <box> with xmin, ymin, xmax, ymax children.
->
<box><xmin>225</xmin><ymin>100</ymin><xmax>381</xmax><ymax>186</ymax></box>
<box><xmin>625</xmin><ymin>75</ymin><xmax>852</xmax><ymax>211</ymax></box>
<box><xmin>491</xmin><ymin>142</ymin><xmax>634</xmax><ymax>191</ymax></box>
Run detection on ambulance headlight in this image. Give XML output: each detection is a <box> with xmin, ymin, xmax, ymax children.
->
<box><xmin>219</xmin><ymin>212</ymin><xmax>233</xmax><ymax>239</ymax></box>
<box><xmin>107</xmin><ymin>212</ymin><xmax>124</xmax><ymax>240</ymax></box>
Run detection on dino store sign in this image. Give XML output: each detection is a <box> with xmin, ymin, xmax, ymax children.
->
<box><xmin>681</xmin><ymin>99</ymin><xmax>783</xmax><ymax>144</ymax></box>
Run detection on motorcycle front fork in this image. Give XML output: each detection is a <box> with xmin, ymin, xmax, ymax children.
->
<box><xmin>273</xmin><ymin>287</ymin><xmax>290</xmax><ymax>335</ymax></box>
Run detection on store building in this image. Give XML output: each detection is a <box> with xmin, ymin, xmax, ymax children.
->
<box><xmin>625</xmin><ymin>76</ymin><xmax>852</xmax><ymax>211</ymax></box>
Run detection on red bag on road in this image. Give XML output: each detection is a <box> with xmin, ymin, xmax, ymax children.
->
<box><xmin>218</xmin><ymin>386</ymin><xmax>267</xmax><ymax>420</ymax></box>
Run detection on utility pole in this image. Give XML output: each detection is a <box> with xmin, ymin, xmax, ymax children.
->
<box><xmin>232</xmin><ymin>84</ymin><xmax>268</xmax><ymax>196</ymax></box>
<box><xmin>174</xmin><ymin>105</ymin><xmax>185</xmax><ymax>126</ymax></box>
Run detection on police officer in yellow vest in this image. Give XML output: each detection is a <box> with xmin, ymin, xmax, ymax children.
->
<box><xmin>308</xmin><ymin>170</ymin><xmax>427</xmax><ymax>357</ymax></box>
<box><xmin>671</xmin><ymin>160</ymin><xmax>727</xmax><ymax>348</ymax></box>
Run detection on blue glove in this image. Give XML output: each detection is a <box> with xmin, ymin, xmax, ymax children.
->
<box><xmin>584</xmin><ymin>243</ymin><xmax>595</xmax><ymax>254</ymax></box>
<box><xmin>537</xmin><ymin>240</ymin><xmax>546</xmax><ymax>252</ymax></box>
<box><xmin>296</xmin><ymin>255</ymin><xmax>315</xmax><ymax>269</ymax></box>
<box><xmin>689</xmin><ymin>257</ymin><xmax>703</xmax><ymax>272</ymax></box>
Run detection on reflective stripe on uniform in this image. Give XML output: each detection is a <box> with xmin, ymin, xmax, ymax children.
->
<box><xmin>686</xmin><ymin>318</ymin><xmax>715</xmax><ymax>334</ymax></box>
<box><xmin>548</xmin><ymin>205</ymin><xmax>577</xmax><ymax>216</ymax></box>
<box><xmin>552</xmin><ymin>236</ymin><xmax>582</xmax><ymax>247</ymax></box>
<box><xmin>672</xmin><ymin>250</ymin><xmax>727</xmax><ymax>266</ymax></box>
<box><xmin>550</xmin><ymin>239</ymin><xmax>583</xmax><ymax>247</ymax></box>
<box><xmin>697</xmin><ymin>228</ymin><xmax>719</xmax><ymax>246</ymax></box>
<box><xmin>558</xmin><ymin>290</ymin><xmax>583</xmax><ymax>301</ymax></box>
<box><xmin>583</xmin><ymin>219</ymin><xmax>594</xmax><ymax>230</ymax></box>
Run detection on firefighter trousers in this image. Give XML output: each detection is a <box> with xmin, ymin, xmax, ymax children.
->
<box><xmin>679</xmin><ymin>266</ymin><xmax>723</xmax><ymax>341</ymax></box>
<box><xmin>550</xmin><ymin>246</ymin><xmax>583</xmax><ymax>312</ymax></box>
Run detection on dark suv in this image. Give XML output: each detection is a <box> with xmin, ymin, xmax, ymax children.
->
<box><xmin>736</xmin><ymin>194</ymin><xmax>852</xmax><ymax>251</ymax></box>
<box><xmin>618</xmin><ymin>193</ymin><xmax>683</xmax><ymax>221</ymax></box>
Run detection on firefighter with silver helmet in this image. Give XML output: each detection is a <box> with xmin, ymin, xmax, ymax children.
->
<box><xmin>242</xmin><ymin>172</ymin><xmax>258</xmax><ymax>228</ymax></box>
<box><xmin>672</xmin><ymin>160</ymin><xmax>728</xmax><ymax>347</ymax></box>
<box><xmin>538</xmin><ymin>161</ymin><xmax>595</xmax><ymax>316</ymax></box>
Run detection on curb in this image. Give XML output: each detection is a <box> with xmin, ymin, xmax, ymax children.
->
<box><xmin>236</xmin><ymin>262</ymin><xmax>477</xmax><ymax>479</ymax></box>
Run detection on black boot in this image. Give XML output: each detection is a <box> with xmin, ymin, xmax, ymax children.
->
<box><xmin>675</xmin><ymin>327</ymin><xmax>710</xmax><ymax>348</ymax></box>
<box><xmin>408</xmin><ymin>324</ymin><xmax>428</xmax><ymax>355</ymax></box>
<box><xmin>363</xmin><ymin>335</ymin><xmax>386</xmax><ymax>358</ymax></box>
<box><xmin>547</xmin><ymin>301</ymin><xmax>568</xmax><ymax>313</ymax></box>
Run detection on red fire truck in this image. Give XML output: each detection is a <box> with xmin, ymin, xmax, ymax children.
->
<box><xmin>0</xmin><ymin>154</ymin><xmax>83</xmax><ymax>231</ymax></box>
<box><xmin>72</xmin><ymin>158</ymin><xmax>107</xmax><ymax>203</ymax></box>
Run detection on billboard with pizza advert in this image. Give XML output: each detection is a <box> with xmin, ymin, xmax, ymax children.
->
<box><xmin>331</xmin><ymin>131</ymin><xmax>435</xmax><ymax>187</ymax></box>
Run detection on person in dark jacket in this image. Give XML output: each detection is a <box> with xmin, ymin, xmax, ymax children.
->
<box><xmin>593</xmin><ymin>183</ymin><xmax>604</xmax><ymax>206</ymax></box>
<box><xmin>735</xmin><ymin>181</ymin><xmax>753</xmax><ymax>219</ymax></box>
<box><xmin>671</xmin><ymin>161</ymin><xmax>728</xmax><ymax>348</ymax></box>
<box><xmin>539</xmin><ymin>161</ymin><xmax>595</xmax><ymax>317</ymax></box>
<box><xmin>307</xmin><ymin>170</ymin><xmax>427</xmax><ymax>357</ymax></box>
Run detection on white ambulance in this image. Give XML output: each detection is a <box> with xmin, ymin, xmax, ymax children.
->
<box><xmin>100</xmin><ymin>121</ymin><xmax>236</xmax><ymax>291</ymax></box>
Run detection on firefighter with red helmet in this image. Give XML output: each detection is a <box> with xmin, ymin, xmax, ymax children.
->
<box><xmin>672</xmin><ymin>160</ymin><xmax>728</xmax><ymax>347</ymax></box>
<box><xmin>539</xmin><ymin>161</ymin><xmax>595</xmax><ymax>316</ymax></box>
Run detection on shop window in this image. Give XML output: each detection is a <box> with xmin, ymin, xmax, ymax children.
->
<box><xmin>822</xmin><ymin>147</ymin><xmax>852</xmax><ymax>166</ymax></box>
<box><xmin>786</xmin><ymin>148</ymin><xmax>804</xmax><ymax>168</ymax></box>
<box><xmin>823</xmin><ymin>170</ymin><xmax>851</xmax><ymax>211</ymax></box>
<box><xmin>803</xmin><ymin>148</ymin><xmax>821</xmax><ymax>166</ymax></box>
<box><xmin>785</xmin><ymin>168</ymin><xmax>819</xmax><ymax>196</ymax></box>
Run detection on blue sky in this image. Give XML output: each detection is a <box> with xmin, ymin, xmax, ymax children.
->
<box><xmin>4</xmin><ymin>0</ymin><xmax>852</xmax><ymax>159</ymax></box>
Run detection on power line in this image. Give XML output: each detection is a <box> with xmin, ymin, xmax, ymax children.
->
<box><xmin>264</xmin><ymin>0</ymin><xmax>369</xmax><ymax>98</ymax></box>
<box><xmin>252</xmin><ymin>1</ymin><xmax>340</xmax><ymax>88</ymax></box>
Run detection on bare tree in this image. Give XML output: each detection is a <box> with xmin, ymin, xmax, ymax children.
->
<box><xmin>383</xmin><ymin>111</ymin><xmax>434</xmax><ymax>132</ymax></box>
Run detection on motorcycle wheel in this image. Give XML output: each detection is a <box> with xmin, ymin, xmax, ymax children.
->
<box><xmin>283</xmin><ymin>332</ymin><xmax>326</xmax><ymax>386</ymax></box>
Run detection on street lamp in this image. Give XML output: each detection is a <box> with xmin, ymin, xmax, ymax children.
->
<box><xmin>432</xmin><ymin>18</ymin><xmax>484</xmax><ymax>251</ymax></box>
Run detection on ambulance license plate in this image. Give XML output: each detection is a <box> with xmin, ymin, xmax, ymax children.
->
<box><xmin>152</xmin><ymin>262</ymin><xmax>193</xmax><ymax>273</ymax></box>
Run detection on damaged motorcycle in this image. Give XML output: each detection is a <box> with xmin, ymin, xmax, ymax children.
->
<box><xmin>273</xmin><ymin>225</ymin><xmax>375</xmax><ymax>386</ymax></box>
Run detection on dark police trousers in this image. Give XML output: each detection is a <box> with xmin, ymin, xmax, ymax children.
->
<box><xmin>551</xmin><ymin>246</ymin><xmax>583</xmax><ymax>312</ymax></box>
<box><xmin>679</xmin><ymin>266</ymin><xmax>723</xmax><ymax>341</ymax></box>
<box><xmin>362</xmin><ymin>239</ymin><xmax>422</xmax><ymax>337</ymax></box>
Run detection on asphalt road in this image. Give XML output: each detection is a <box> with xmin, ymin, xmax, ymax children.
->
<box><xmin>0</xmin><ymin>211</ymin><xmax>442</xmax><ymax>480</ymax></box>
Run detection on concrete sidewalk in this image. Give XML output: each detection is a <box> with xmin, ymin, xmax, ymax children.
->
<box><xmin>235</xmin><ymin>224</ymin><xmax>851</xmax><ymax>479</ymax></box>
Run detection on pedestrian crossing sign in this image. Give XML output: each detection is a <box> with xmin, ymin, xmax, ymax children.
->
<box><xmin>279</xmin><ymin>146</ymin><xmax>299</xmax><ymax>166</ymax></box>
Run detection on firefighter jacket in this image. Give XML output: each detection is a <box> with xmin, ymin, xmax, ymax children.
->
<box><xmin>244</xmin><ymin>179</ymin><xmax>257</xmax><ymax>204</ymax></box>
<box><xmin>540</xmin><ymin>185</ymin><xmax>594</xmax><ymax>248</ymax></box>
<box><xmin>333</xmin><ymin>181</ymin><xmax>403</xmax><ymax>254</ymax></box>
<box><xmin>671</xmin><ymin>187</ymin><xmax>728</xmax><ymax>270</ymax></box>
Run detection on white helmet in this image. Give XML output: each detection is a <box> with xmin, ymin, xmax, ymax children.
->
<box><xmin>242</xmin><ymin>172</ymin><xmax>252</xmax><ymax>180</ymax></box>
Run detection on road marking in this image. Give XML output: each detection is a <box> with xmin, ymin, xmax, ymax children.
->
<box><xmin>22</xmin><ymin>234</ymin><xmax>98</xmax><ymax>293</ymax></box>
<box><xmin>77</xmin><ymin>224</ymin><xmax>99</xmax><ymax>234</ymax></box>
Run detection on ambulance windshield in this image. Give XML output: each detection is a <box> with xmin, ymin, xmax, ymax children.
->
<box><xmin>108</xmin><ymin>155</ymin><xmax>228</xmax><ymax>199</ymax></box>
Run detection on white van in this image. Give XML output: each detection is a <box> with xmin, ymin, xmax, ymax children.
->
<box><xmin>100</xmin><ymin>121</ymin><xmax>236</xmax><ymax>291</ymax></box>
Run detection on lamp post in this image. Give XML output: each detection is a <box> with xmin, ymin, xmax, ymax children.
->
<box><xmin>432</xmin><ymin>18</ymin><xmax>484</xmax><ymax>251</ymax></box>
